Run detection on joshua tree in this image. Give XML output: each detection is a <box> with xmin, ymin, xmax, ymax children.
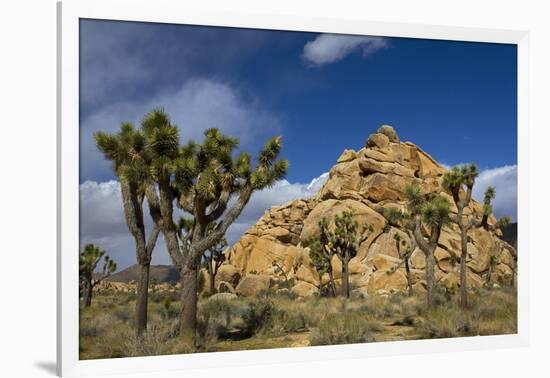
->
<box><xmin>309</xmin><ymin>212</ymin><xmax>371</xmax><ymax>298</ymax></box>
<box><xmin>442</xmin><ymin>163</ymin><xmax>479</xmax><ymax>308</ymax></box>
<box><xmin>95</xmin><ymin>123</ymin><xmax>161</xmax><ymax>336</ymax></box>
<box><xmin>332</xmin><ymin>212</ymin><xmax>372</xmax><ymax>298</ymax></box>
<box><xmin>79</xmin><ymin>244</ymin><xmax>116</xmax><ymax>307</ymax></box>
<box><xmin>442</xmin><ymin>165</ymin><xmax>513</xmax><ymax>307</ymax></box>
<box><xmin>383</xmin><ymin>207</ymin><xmax>417</xmax><ymax>296</ymax></box>
<box><xmin>307</xmin><ymin>231</ymin><xmax>336</xmax><ymax>297</ymax></box>
<box><xmin>404</xmin><ymin>185</ymin><xmax>451</xmax><ymax>308</ymax></box>
<box><xmin>393</xmin><ymin>233</ymin><xmax>414</xmax><ymax>296</ymax></box>
<box><xmin>130</xmin><ymin>109</ymin><xmax>288</xmax><ymax>343</ymax></box>
<box><xmin>203</xmin><ymin>228</ymin><xmax>228</xmax><ymax>295</ymax></box>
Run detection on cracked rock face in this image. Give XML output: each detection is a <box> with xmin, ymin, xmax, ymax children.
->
<box><xmin>222</xmin><ymin>125</ymin><xmax>516</xmax><ymax>297</ymax></box>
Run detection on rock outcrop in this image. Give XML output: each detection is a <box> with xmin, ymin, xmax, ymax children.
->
<box><xmin>222</xmin><ymin>125</ymin><xmax>516</xmax><ymax>296</ymax></box>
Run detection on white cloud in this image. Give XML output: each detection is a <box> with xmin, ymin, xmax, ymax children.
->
<box><xmin>302</xmin><ymin>34</ymin><xmax>388</xmax><ymax>66</ymax></box>
<box><xmin>79</xmin><ymin>180</ymin><xmax>173</xmax><ymax>269</ymax></box>
<box><xmin>225</xmin><ymin>173</ymin><xmax>329</xmax><ymax>241</ymax></box>
<box><xmin>472</xmin><ymin>165</ymin><xmax>517</xmax><ymax>221</ymax></box>
<box><xmin>81</xmin><ymin>78</ymin><xmax>283</xmax><ymax>180</ymax></box>
<box><xmin>79</xmin><ymin>172</ymin><xmax>329</xmax><ymax>270</ymax></box>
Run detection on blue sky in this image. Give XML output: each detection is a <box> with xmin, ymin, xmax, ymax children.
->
<box><xmin>79</xmin><ymin>19</ymin><xmax>517</xmax><ymax>269</ymax></box>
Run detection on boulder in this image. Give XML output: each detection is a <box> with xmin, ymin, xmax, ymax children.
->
<box><xmin>291</xmin><ymin>281</ymin><xmax>319</xmax><ymax>298</ymax></box>
<box><xmin>370</xmin><ymin>254</ymin><xmax>402</xmax><ymax>271</ymax></box>
<box><xmin>377</xmin><ymin>125</ymin><xmax>400</xmax><ymax>143</ymax></box>
<box><xmin>295</xmin><ymin>264</ymin><xmax>318</xmax><ymax>286</ymax></box>
<box><xmin>235</xmin><ymin>274</ymin><xmax>272</xmax><ymax>297</ymax></box>
<box><xmin>215</xmin><ymin>264</ymin><xmax>241</xmax><ymax>288</ymax></box>
<box><xmin>366</xmin><ymin>133</ymin><xmax>390</xmax><ymax>149</ymax></box>
<box><xmin>207</xmin><ymin>293</ymin><xmax>238</xmax><ymax>302</ymax></box>
<box><xmin>265</xmin><ymin>226</ymin><xmax>293</xmax><ymax>243</ymax></box>
<box><xmin>217</xmin><ymin>281</ymin><xmax>236</xmax><ymax>294</ymax></box>
<box><xmin>366</xmin><ymin>270</ymin><xmax>408</xmax><ymax>294</ymax></box>
<box><xmin>337</xmin><ymin>149</ymin><xmax>358</xmax><ymax>163</ymax></box>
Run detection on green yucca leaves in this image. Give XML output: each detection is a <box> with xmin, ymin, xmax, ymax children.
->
<box><xmin>443</xmin><ymin>163</ymin><xmax>479</xmax><ymax>193</ymax></box>
<box><xmin>258</xmin><ymin>136</ymin><xmax>282</xmax><ymax>167</ymax></box>
<box><xmin>496</xmin><ymin>216</ymin><xmax>511</xmax><ymax>229</ymax></box>
<box><xmin>404</xmin><ymin>184</ymin><xmax>424</xmax><ymax>214</ymax></box>
<box><xmin>384</xmin><ymin>207</ymin><xmax>403</xmax><ymax>225</ymax></box>
<box><xmin>148</xmin><ymin>124</ymin><xmax>179</xmax><ymax>159</ymax></box>
<box><xmin>234</xmin><ymin>152</ymin><xmax>252</xmax><ymax>179</ymax></box>
<box><xmin>141</xmin><ymin>108</ymin><xmax>171</xmax><ymax>138</ymax></box>
<box><xmin>484</xmin><ymin>186</ymin><xmax>496</xmax><ymax>204</ymax></box>
<box><xmin>421</xmin><ymin>195</ymin><xmax>451</xmax><ymax>228</ymax></box>
<box><xmin>79</xmin><ymin>244</ymin><xmax>116</xmax><ymax>275</ymax></box>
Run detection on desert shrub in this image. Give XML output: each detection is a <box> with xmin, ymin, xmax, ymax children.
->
<box><xmin>195</xmin><ymin>323</ymin><xmax>219</xmax><ymax>352</ymax></box>
<box><xmin>112</xmin><ymin>307</ymin><xmax>131</xmax><ymax>323</ymax></box>
<box><xmin>155</xmin><ymin>297</ymin><xmax>180</xmax><ymax>320</ymax></box>
<box><xmin>400</xmin><ymin>295</ymin><xmax>426</xmax><ymax>317</ymax></box>
<box><xmin>150</xmin><ymin>291</ymin><xmax>166</xmax><ymax>304</ymax></box>
<box><xmin>418</xmin><ymin>288</ymin><xmax>517</xmax><ymax>338</ymax></box>
<box><xmin>196</xmin><ymin>296</ymin><xmax>250</xmax><ymax>344</ymax></box>
<box><xmin>471</xmin><ymin>288</ymin><xmax>517</xmax><ymax>335</ymax></box>
<box><xmin>261</xmin><ymin>307</ymin><xmax>307</xmax><ymax>336</ymax></box>
<box><xmin>200</xmin><ymin>298</ymin><xmax>236</xmax><ymax>329</ymax></box>
<box><xmin>242</xmin><ymin>298</ymin><xmax>275</xmax><ymax>336</ymax></box>
<box><xmin>310</xmin><ymin>312</ymin><xmax>382</xmax><ymax>346</ymax></box>
<box><xmin>420</xmin><ymin>307</ymin><xmax>471</xmax><ymax>338</ymax></box>
<box><xmin>357</xmin><ymin>294</ymin><xmax>401</xmax><ymax>319</ymax></box>
<box><xmin>122</xmin><ymin>319</ymin><xmax>184</xmax><ymax>357</ymax></box>
<box><xmin>272</xmin><ymin>288</ymin><xmax>299</xmax><ymax>300</ymax></box>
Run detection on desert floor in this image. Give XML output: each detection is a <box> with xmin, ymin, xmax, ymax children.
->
<box><xmin>79</xmin><ymin>286</ymin><xmax>517</xmax><ymax>359</ymax></box>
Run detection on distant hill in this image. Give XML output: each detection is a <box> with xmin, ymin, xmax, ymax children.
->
<box><xmin>103</xmin><ymin>264</ymin><xmax>180</xmax><ymax>283</ymax></box>
<box><xmin>500</xmin><ymin>222</ymin><xmax>517</xmax><ymax>248</ymax></box>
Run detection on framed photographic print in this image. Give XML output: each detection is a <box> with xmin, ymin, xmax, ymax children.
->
<box><xmin>57</xmin><ymin>0</ymin><xmax>529</xmax><ymax>376</ymax></box>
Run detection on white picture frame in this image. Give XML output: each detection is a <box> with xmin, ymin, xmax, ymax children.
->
<box><xmin>57</xmin><ymin>0</ymin><xmax>530</xmax><ymax>376</ymax></box>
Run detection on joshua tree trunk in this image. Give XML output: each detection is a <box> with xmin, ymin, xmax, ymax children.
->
<box><xmin>119</xmin><ymin>180</ymin><xmax>161</xmax><ymax>337</ymax></box>
<box><xmin>135</xmin><ymin>263</ymin><xmax>150</xmax><ymax>334</ymax></box>
<box><xmin>412</xmin><ymin>216</ymin><xmax>441</xmax><ymax>309</ymax></box>
<box><xmin>342</xmin><ymin>259</ymin><xmax>350</xmax><ymax>298</ymax></box>
<box><xmin>208</xmin><ymin>267</ymin><xmax>216</xmax><ymax>295</ymax></box>
<box><xmin>404</xmin><ymin>258</ymin><xmax>414</xmax><ymax>296</ymax></box>
<box><xmin>82</xmin><ymin>280</ymin><xmax>92</xmax><ymax>307</ymax></box>
<box><xmin>327</xmin><ymin>270</ymin><xmax>336</xmax><ymax>297</ymax></box>
<box><xmin>179</xmin><ymin>265</ymin><xmax>198</xmax><ymax>343</ymax></box>
<box><xmin>425</xmin><ymin>249</ymin><xmax>435</xmax><ymax>308</ymax></box>
<box><xmin>460</xmin><ymin>233</ymin><xmax>469</xmax><ymax>307</ymax></box>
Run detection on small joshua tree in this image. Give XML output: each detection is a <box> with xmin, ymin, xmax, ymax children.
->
<box><xmin>309</xmin><ymin>212</ymin><xmax>371</xmax><ymax>298</ymax></box>
<box><xmin>393</xmin><ymin>233</ymin><xmax>414</xmax><ymax>296</ymax></box>
<box><xmin>307</xmin><ymin>231</ymin><xmax>336</xmax><ymax>297</ymax></box>
<box><xmin>404</xmin><ymin>185</ymin><xmax>451</xmax><ymax>308</ymax></box>
<box><xmin>443</xmin><ymin>165</ymin><xmax>513</xmax><ymax>307</ymax></box>
<box><xmin>333</xmin><ymin>212</ymin><xmax>372</xmax><ymax>298</ymax></box>
<box><xmin>79</xmin><ymin>244</ymin><xmax>117</xmax><ymax>307</ymax></box>
<box><xmin>442</xmin><ymin>163</ymin><xmax>479</xmax><ymax>308</ymax></box>
<box><xmin>203</xmin><ymin>226</ymin><xmax>228</xmax><ymax>295</ymax></box>
<box><xmin>383</xmin><ymin>207</ymin><xmax>417</xmax><ymax>296</ymax></box>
